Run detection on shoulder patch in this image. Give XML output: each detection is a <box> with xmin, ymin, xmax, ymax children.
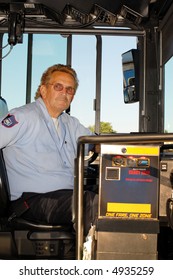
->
<box><xmin>1</xmin><ymin>114</ymin><xmax>18</xmax><ymax>128</ymax></box>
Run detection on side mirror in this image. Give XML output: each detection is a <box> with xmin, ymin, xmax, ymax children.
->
<box><xmin>122</xmin><ymin>49</ymin><xmax>139</xmax><ymax>103</ymax></box>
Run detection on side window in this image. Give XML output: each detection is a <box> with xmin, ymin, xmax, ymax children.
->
<box><xmin>1</xmin><ymin>34</ymin><xmax>67</xmax><ymax>109</ymax></box>
<box><xmin>71</xmin><ymin>35</ymin><xmax>138</xmax><ymax>133</ymax></box>
<box><xmin>31</xmin><ymin>34</ymin><xmax>67</xmax><ymax>101</ymax></box>
<box><xmin>101</xmin><ymin>36</ymin><xmax>138</xmax><ymax>133</ymax></box>
<box><xmin>71</xmin><ymin>35</ymin><xmax>96</xmax><ymax>129</ymax></box>
<box><xmin>164</xmin><ymin>57</ymin><xmax>173</xmax><ymax>132</ymax></box>
<box><xmin>2</xmin><ymin>34</ymin><xmax>28</xmax><ymax>109</ymax></box>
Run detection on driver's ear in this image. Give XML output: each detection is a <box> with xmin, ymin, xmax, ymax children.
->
<box><xmin>40</xmin><ymin>85</ymin><xmax>47</xmax><ymax>99</ymax></box>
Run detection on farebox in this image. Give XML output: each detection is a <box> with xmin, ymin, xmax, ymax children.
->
<box><xmin>99</xmin><ymin>144</ymin><xmax>160</xmax><ymax>218</ymax></box>
<box><xmin>96</xmin><ymin>144</ymin><xmax>160</xmax><ymax>260</ymax></box>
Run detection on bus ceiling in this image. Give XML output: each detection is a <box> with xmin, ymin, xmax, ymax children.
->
<box><xmin>0</xmin><ymin>0</ymin><xmax>172</xmax><ymax>42</ymax></box>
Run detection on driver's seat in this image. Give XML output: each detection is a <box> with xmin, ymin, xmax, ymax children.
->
<box><xmin>0</xmin><ymin>149</ymin><xmax>75</xmax><ymax>259</ymax></box>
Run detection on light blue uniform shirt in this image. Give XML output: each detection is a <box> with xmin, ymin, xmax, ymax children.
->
<box><xmin>0</xmin><ymin>98</ymin><xmax>93</xmax><ymax>200</ymax></box>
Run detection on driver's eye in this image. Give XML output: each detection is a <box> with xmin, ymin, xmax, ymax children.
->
<box><xmin>54</xmin><ymin>83</ymin><xmax>63</xmax><ymax>91</ymax></box>
<box><xmin>49</xmin><ymin>82</ymin><xmax>75</xmax><ymax>95</ymax></box>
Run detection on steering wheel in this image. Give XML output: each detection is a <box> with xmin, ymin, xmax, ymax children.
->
<box><xmin>85</xmin><ymin>151</ymin><xmax>98</xmax><ymax>166</ymax></box>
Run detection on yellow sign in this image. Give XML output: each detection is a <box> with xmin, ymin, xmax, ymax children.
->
<box><xmin>125</xmin><ymin>146</ymin><xmax>159</xmax><ymax>155</ymax></box>
<box><xmin>107</xmin><ymin>202</ymin><xmax>151</xmax><ymax>213</ymax></box>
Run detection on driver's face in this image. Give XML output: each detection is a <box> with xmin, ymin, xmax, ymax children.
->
<box><xmin>40</xmin><ymin>71</ymin><xmax>76</xmax><ymax>117</ymax></box>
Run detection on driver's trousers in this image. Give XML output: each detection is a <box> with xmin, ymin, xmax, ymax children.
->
<box><xmin>9</xmin><ymin>189</ymin><xmax>98</xmax><ymax>236</ymax></box>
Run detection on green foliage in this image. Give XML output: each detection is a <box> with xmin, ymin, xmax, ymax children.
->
<box><xmin>88</xmin><ymin>122</ymin><xmax>116</xmax><ymax>134</ymax></box>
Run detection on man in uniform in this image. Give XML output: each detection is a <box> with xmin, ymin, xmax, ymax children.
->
<box><xmin>0</xmin><ymin>64</ymin><xmax>97</xmax><ymax>236</ymax></box>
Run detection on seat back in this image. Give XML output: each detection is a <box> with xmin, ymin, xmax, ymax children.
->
<box><xmin>0</xmin><ymin>149</ymin><xmax>10</xmax><ymax>217</ymax></box>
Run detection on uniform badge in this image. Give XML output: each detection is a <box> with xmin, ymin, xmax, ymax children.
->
<box><xmin>1</xmin><ymin>114</ymin><xmax>18</xmax><ymax>128</ymax></box>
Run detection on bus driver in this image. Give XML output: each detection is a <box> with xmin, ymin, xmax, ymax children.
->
<box><xmin>0</xmin><ymin>64</ymin><xmax>98</xmax><ymax>237</ymax></box>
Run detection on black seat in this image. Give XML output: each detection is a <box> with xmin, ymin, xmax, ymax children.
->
<box><xmin>0</xmin><ymin>149</ymin><xmax>75</xmax><ymax>259</ymax></box>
